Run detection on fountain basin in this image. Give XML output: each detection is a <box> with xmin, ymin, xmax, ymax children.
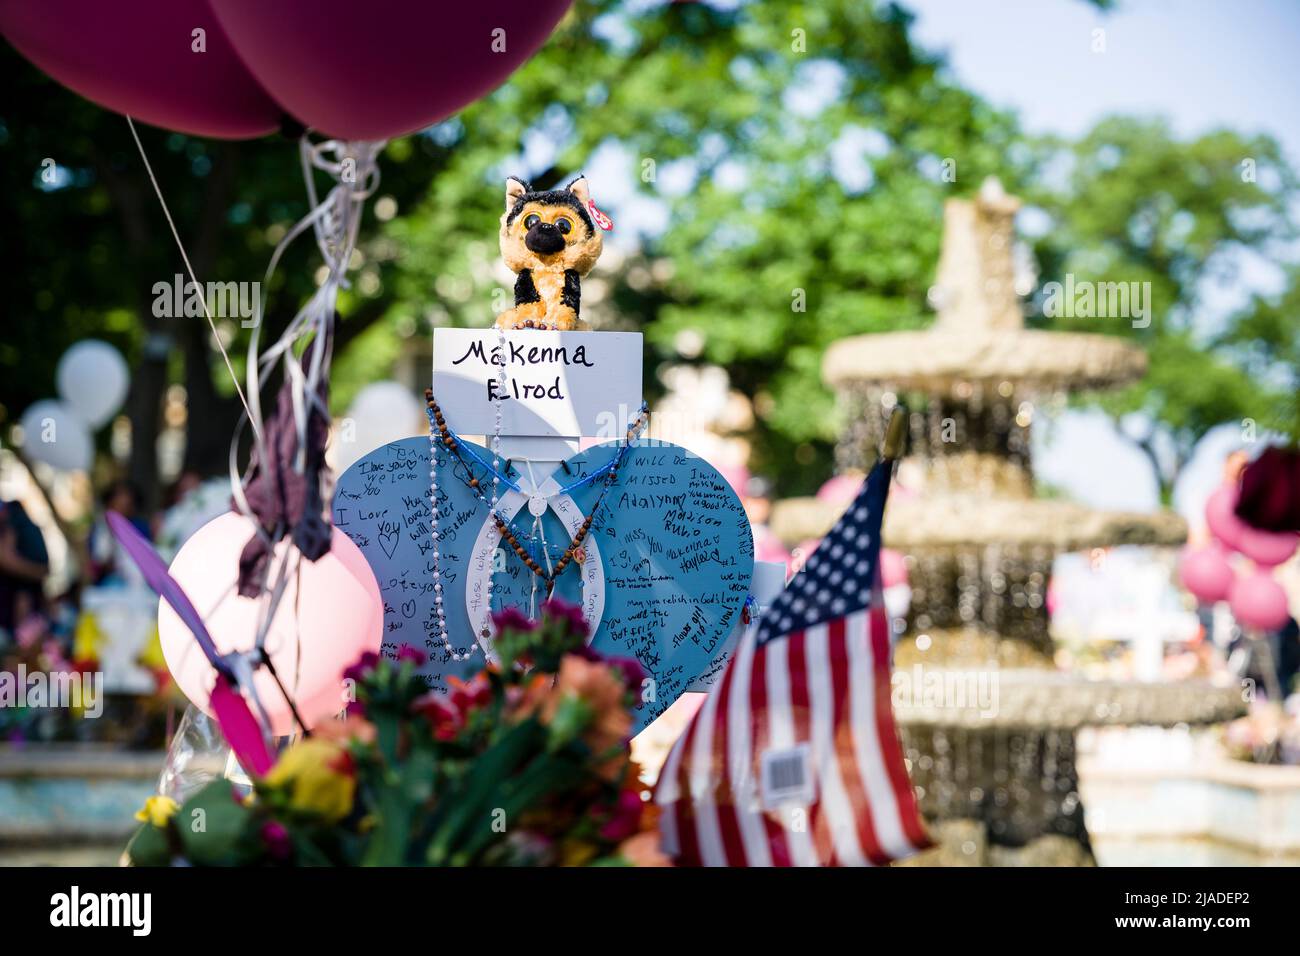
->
<box><xmin>772</xmin><ymin>495</ymin><xmax>1188</xmax><ymax>552</ymax></box>
<box><xmin>892</xmin><ymin>668</ymin><xmax>1245</xmax><ymax>730</ymax></box>
<box><xmin>824</xmin><ymin>328</ymin><xmax>1147</xmax><ymax>394</ymax></box>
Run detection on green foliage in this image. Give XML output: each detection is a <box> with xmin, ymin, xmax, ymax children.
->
<box><xmin>1026</xmin><ymin>117</ymin><xmax>1300</xmax><ymax>494</ymax></box>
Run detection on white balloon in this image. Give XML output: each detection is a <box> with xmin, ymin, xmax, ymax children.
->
<box><xmin>336</xmin><ymin>381</ymin><xmax>424</xmax><ymax>471</ymax></box>
<box><xmin>19</xmin><ymin>400</ymin><xmax>93</xmax><ymax>471</ymax></box>
<box><xmin>57</xmin><ymin>340</ymin><xmax>129</xmax><ymax>429</ymax></box>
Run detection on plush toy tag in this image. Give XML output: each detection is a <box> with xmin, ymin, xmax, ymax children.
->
<box><xmin>588</xmin><ymin>200</ymin><xmax>614</xmax><ymax>231</ymax></box>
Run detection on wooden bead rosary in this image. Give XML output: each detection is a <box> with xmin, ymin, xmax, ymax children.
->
<box><xmin>425</xmin><ymin>389</ymin><xmax>649</xmax><ymax>597</ymax></box>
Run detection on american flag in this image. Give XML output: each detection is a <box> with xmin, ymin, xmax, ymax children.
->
<box><xmin>655</xmin><ymin>458</ymin><xmax>930</xmax><ymax>866</ymax></box>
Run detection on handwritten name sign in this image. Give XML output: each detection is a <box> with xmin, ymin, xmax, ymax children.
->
<box><xmin>432</xmin><ymin>328</ymin><xmax>642</xmax><ymax>440</ymax></box>
<box><xmin>333</xmin><ymin>435</ymin><xmax>754</xmax><ymax>733</ymax></box>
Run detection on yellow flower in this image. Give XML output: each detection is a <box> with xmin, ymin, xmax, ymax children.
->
<box><xmin>134</xmin><ymin>795</ymin><xmax>179</xmax><ymax>828</ymax></box>
<box><xmin>560</xmin><ymin>839</ymin><xmax>600</xmax><ymax>867</ymax></box>
<box><xmin>72</xmin><ymin>611</ymin><xmax>103</xmax><ymax>664</ymax></box>
<box><xmin>137</xmin><ymin>622</ymin><xmax>167</xmax><ymax>671</ymax></box>
<box><xmin>263</xmin><ymin>739</ymin><xmax>357</xmax><ymax>822</ymax></box>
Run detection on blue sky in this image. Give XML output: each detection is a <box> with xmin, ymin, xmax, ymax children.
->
<box><xmin>902</xmin><ymin>0</ymin><xmax>1300</xmax><ymax>522</ymax></box>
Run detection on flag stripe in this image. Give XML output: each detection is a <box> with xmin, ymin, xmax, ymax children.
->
<box><xmin>727</xmin><ymin>630</ymin><xmax>772</xmax><ymax>866</ymax></box>
<box><xmin>847</xmin><ymin>609</ymin><xmax>914</xmax><ymax>859</ymax></box>
<box><xmin>824</xmin><ymin>617</ymin><xmax>890</xmax><ymax>865</ymax></box>
<box><xmin>669</xmin><ymin>698</ymin><xmax>704</xmax><ymax>865</ymax></box>
<box><xmin>708</xmin><ymin>641</ymin><xmax>748</xmax><ymax>865</ymax></box>
<box><xmin>688</xmin><ymin>674</ymin><xmax>728</xmax><ymax>866</ymax></box>
<box><xmin>789</xmin><ymin>628</ymin><xmax>838</xmax><ymax>865</ymax></box>
<box><xmin>869</xmin><ymin>601</ymin><xmax>931</xmax><ymax>851</ymax></box>
<box><xmin>806</xmin><ymin>623</ymin><xmax>862</xmax><ymax>866</ymax></box>
<box><xmin>768</xmin><ymin>634</ymin><xmax>818</xmax><ymax>866</ymax></box>
<box><xmin>747</xmin><ymin>630</ymin><xmax>792</xmax><ymax>866</ymax></box>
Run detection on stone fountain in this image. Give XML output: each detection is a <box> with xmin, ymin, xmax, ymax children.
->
<box><xmin>771</xmin><ymin>179</ymin><xmax>1245</xmax><ymax>865</ymax></box>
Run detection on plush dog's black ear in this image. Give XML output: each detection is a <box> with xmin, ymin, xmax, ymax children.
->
<box><xmin>566</xmin><ymin>175</ymin><xmax>591</xmax><ymax>207</ymax></box>
<box><xmin>505</xmin><ymin>177</ymin><xmax>530</xmax><ymax>212</ymax></box>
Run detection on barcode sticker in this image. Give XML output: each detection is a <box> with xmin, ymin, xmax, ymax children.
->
<box><xmin>760</xmin><ymin>743</ymin><xmax>815</xmax><ymax>809</ymax></box>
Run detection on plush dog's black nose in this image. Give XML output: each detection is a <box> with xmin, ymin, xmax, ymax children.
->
<box><xmin>525</xmin><ymin>222</ymin><xmax>566</xmax><ymax>255</ymax></box>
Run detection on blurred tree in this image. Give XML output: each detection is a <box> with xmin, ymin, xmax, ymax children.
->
<box><xmin>1025</xmin><ymin>117</ymin><xmax>1300</xmax><ymax>501</ymax></box>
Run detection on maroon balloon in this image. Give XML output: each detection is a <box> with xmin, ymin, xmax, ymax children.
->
<box><xmin>210</xmin><ymin>0</ymin><xmax>573</xmax><ymax>140</ymax></box>
<box><xmin>0</xmin><ymin>0</ymin><xmax>281</xmax><ymax>138</ymax></box>
<box><xmin>1237</xmin><ymin>445</ymin><xmax>1300</xmax><ymax>533</ymax></box>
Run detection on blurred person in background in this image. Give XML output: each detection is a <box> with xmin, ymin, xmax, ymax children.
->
<box><xmin>0</xmin><ymin>498</ymin><xmax>50</xmax><ymax>643</ymax></box>
<box><xmin>88</xmin><ymin>480</ymin><xmax>149</xmax><ymax>587</ymax></box>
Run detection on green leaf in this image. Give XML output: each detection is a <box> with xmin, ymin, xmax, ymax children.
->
<box><xmin>124</xmin><ymin>822</ymin><xmax>170</xmax><ymax>867</ymax></box>
<box><xmin>176</xmin><ymin>781</ymin><xmax>257</xmax><ymax>866</ymax></box>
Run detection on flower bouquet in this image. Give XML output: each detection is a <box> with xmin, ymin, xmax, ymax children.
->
<box><xmin>126</xmin><ymin>599</ymin><xmax>668</xmax><ymax>866</ymax></box>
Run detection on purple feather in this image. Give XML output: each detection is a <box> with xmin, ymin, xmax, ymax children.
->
<box><xmin>105</xmin><ymin>510</ymin><xmax>229</xmax><ymax>678</ymax></box>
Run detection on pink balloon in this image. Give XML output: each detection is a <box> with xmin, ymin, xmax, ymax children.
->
<box><xmin>1205</xmin><ymin>484</ymin><xmax>1249</xmax><ymax>551</ymax></box>
<box><xmin>817</xmin><ymin>473</ymin><xmax>863</xmax><ymax>504</ymax></box>
<box><xmin>0</xmin><ymin>1</ymin><xmax>281</xmax><ymax>139</ymax></box>
<box><xmin>753</xmin><ymin>525</ymin><xmax>790</xmax><ymax>566</ymax></box>
<box><xmin>159</xmin><ymin>512</ymin><xmax>382</xmax><ymax>736</ymax></box>
<box><xmin>1228</xmin><ymin>571</ymin><xmax>1291</xmax><ymax>632</ymax></box>
<box><xmin>211</xmin><ymin>0</ymin><xmax>573</xmax><ymax>140</ymax></box>
<box><xmin>792</xmin><ymin>538</ymin><xmax>821</xmax><ymax>574</ymax></box>
<box><xmin>719</xmin><ymin>463</ymin><xmax>751</xmax><ymax>495</ymax></box>
<box><xmin>1235</xmin><ymin>525</ymin><xmax>1300</xmax><ymax>567</ymax></box>
<box><xmin>880</xmin><ymin>548</ymin><xmax>908</xmax><ymax>588</ymax></box>
<box><xmin>1178</xmin><ymin>545</ymin><xmax>1235</xmax><ymax>604</ymax></box>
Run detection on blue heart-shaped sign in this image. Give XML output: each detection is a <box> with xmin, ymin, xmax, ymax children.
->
<box><xmin>332</xmin><ymin>437</ymin><xmax>754</xmax><ymax>732</ymax></box>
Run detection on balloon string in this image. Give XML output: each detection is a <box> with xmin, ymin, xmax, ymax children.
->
<box><xmin>229</xmin><ymin>137</ymin><xmax>385</xmax><ymax>640</ymax></box>
<box><xmin>125</xmin><ymin>117</ymin><xmax>258</xmax><ymax>437</ymax></box>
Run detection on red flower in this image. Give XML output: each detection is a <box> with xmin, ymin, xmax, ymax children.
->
<box><xmin>542</xmin><ymin>597</ymin><xmax>589</xmax><ymax>638</ymax></box>
<box><xmin>260</xmin><ymin>820</ymin><xmax>292</xmax><ymax>862</ymax></box>
<box><xmin>343</xmin><ymin>651</ymin><xmax>381</xmax><ymax>683</ymax></box>
<box><xmin>491</xmin><ymin>606</ymin><xmax>536</xmax><ymax>635</ymax></box>
<box><xmin>412</xmin><ymin>692</ymin><xmax>463</xmax><ymax>742</ymax></box>
<box><xmin>607</xmin><ymin>656</ymin><xmax>645</xmax><ymax>693</ymax></box>
<box><xmin>448</xmin><ymin>673</ymin><xmax>492</xmax><ymax>712</ymax></box>
<box><xmin>598</xmin><ymin>788</ymin><xmax>645</xmax><ymax>842</ymax></box>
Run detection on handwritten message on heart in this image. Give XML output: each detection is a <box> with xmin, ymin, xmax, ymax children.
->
<box><xmin>333</xmin><ymin>437</ymin><xmax>754</xmax><ymax>733</ymax></box>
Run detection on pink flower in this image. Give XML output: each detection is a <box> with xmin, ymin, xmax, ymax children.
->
<box><xmin>606</xmin><ymin>656</ymin><xmax>645</xmax><ymax>693</ymax></box>
<box><xmin>260</xmin><ymin>820</ymin><xmax>292</xmax><ymax>862</ymax></box>
<box><xmin>598</xmin><ymin>789</ymin><xmax>645</xmax><ymax>842</ymax></box>
<box><xmin>395</xmin><ymin>643</ymin><xmax>426</xmax><ymax>666</ymax></box>
<box><xmin>342</xmin><ymin>650</ymin><xmax>381</xmax><ymax>683</ymax></box>
<box><xmin>542</xmin><ymin>597</ymin><xmax>589</xmax><ymax>638</ymax></box>
<box><xmin>491</xmin><ymin>606</ymin><xmax>536</xmax><ymax>635</ymax></box>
